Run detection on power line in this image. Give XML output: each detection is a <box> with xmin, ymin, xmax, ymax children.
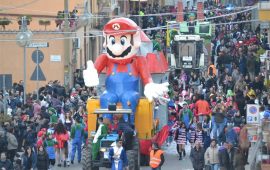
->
<box><xmin>0</xmin><ymin>6</ymin><xmax>257</xmax><ymax>21</ymax></box>
<box><xmin>0</xmin><ymin>5</ymin><xmax>257</xmax><ymax>35</ymax></box>
<box><xmin>0</xmin><ymin>19</ymin><xmax>259</xmax><ymax>42</ymax></box>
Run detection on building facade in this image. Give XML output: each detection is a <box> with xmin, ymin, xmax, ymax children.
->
<box><xmin>0</xmin><ymin>0</ymin><xmax>89</xmax><ymax>92</ymax></box>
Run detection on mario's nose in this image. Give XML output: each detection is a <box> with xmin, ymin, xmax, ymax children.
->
<box><xmin>111</xmin><ymin>44</ymin><xmax>124</xmax><ymax>56</ymax></box>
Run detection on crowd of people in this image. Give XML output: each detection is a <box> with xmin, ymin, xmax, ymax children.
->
<box><xmin>0</xmin><ymin>2</ymin><xmax>270</xmax><ymax>170</ymax></box>
<box><xmin>163</xmin><ymin>2</ymin><xmax>270</xmax><ymax>170</ymax></box>
<box><xmin>0</xmin><ymin>78</ymin><xmax>92</xmax><ymax>169</ymax></box>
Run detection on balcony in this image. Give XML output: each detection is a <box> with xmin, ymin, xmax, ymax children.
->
<box><xmin>259</xmin><ymin>0</ymin><xmax>270</xmax><ymax>10</ymax></box>
<box><xmin>258</xmin><ymin>0</ymin><xmax>270</xmax><ymax>21</ymax></box>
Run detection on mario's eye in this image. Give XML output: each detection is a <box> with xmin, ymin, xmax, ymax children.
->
<box><xmin>109</xmin><ymin>37</ymin><xmax>115</xmax><ymax>45</ymax></box>
<box><xmin>120</xmin><ymin>37</ymin><xmax>127</xmax><ymax>46</ymax></box>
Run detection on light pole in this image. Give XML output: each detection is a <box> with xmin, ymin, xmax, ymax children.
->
<box><xmin>79</xmin><ymin>0</ymin><xmax>92</xmax><ymax>68</ymax></box>
<box><xmin>16</xmin><ymin>16</ymin><xmax>33</xmax><ymax>104</ymax></box>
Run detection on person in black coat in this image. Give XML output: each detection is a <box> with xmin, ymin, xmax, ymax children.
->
<box><xmin>190</xmin><ymin>140</ymin><xmax>205</xmax><ymax>170</ymax></box>
<box><xmin>0</xmin><ymin>152</ymin><xmax>13</xmax><ymax>170</ymax></box>
<box><xmin>36</xmin><ymin>145</ymin><xmax>49</xmax><ymax>170</ymax></box>
<box><xmin>218</xmin><ymin>142</ymin><xmax>235</xmax><ymax>170</ymax></box>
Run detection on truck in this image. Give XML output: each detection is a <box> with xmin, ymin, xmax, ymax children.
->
<box><xmin>171</xmin><ymin>34</ymin><xmax>206</xmax><ymax>70</ymax></box>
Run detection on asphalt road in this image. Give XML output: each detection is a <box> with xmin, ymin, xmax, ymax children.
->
<box><xmin>53</xmin><ymin>141</ymin><xmax>255</xmax><ymax>170</ymax></box>
<box><xmin>54</xmin><ymin>142</ymin><xmax>193</xmax><ymax>170</ymax></box>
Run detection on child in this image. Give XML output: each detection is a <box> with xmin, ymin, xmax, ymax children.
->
<box><xmin>195</xmin><ymin>123</ymin><xmax>204</xmax><ymax>147</ymax></box>
<box><xmin>37</xmin><ymin>129</ymin><xmax>47</xmax><ymax>148</ymax></box>
<box><xmin>175</xmin><ymin>122</ymin><xmax>187</xmax><ymax>160</ymax></box>
<box><xmin>44</xmin><ymin>134</ymin><xmax>57</xmax><ymax>169</ymax></box>
<box><xmin>188</xmin><ymin>117</ymin><xmax>197</xmax><ymax>147</ymax></box>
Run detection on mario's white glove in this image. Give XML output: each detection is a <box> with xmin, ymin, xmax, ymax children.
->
<box><xmin>83</xmin><ymin>60</ymin><xmax>99</xmax><ymax>87</ymax></box>
<box><xmin>144</xmin><ymin>82</ymin><xmax>169</xmax><ymax>102</ymax></box>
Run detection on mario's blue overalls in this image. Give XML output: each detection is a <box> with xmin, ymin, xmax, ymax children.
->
<box><xmin>100</xmin><ymin>63</ymin><xmax>139</xmax><ymax>123</ymax></box>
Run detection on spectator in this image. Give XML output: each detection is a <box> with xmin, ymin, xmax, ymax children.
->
<box><xmin>175</xmin><ymin>122</ymin><xmax>187</xmax><ymax>160</ymax></box>
<box><xmin>212</xmin><ymin>103</ymin><xmax>226</xmax><ymax>143</ymax></box>
<box><xmin>54</xmin><ymin>122</ymin><xmax>69</xmax><ymax>167</ymax></box>
<box><xmin>0</xmin><ymin>152</ymin><xmax>13</xmax><ymax>170</ymax></box>
<box><xmin>6</xmin><ymin>127</ymin><xmax>18</xmax><ymax>163</ymax></box>
<box><xmin>44</xmin><ymin>133</ymin><xmax>56</xmax><ymax>169</ymax></box>
<box><xmin>233</xmin><ymin>147</ymin><xmax>245</xmax><ymax>170</ymax></box>
<box><xmin>179</xmin><ymin>102</ymin><xmax>193</xmax><ymax>128</ymax></box>
<box><xmin>204</xmin><ymin>139</ymin><xmax>219</xmax><ymax>170</ymax></box>
<box><xmin>195</xmin><ymin>95</ymin><xmax>211</xmax><ymax>122</ymax></box>
<box><xmin>36</xmin><ymin>145</ymin><xmax>49</xmax><ymax>170</ymax></box>
<box><xmin>218</xmin><ymin>142</ymin><xmax>230</xmax><ymax>170</ymax></box>
<box><xmin>190</xmin><ymin>140</ymin><xmax>205</xmax><ymax>170</ymax></box>
<box><xmin>22</xmin><ymin>146</ymin><xmax>36</xmax><ymax>170</ymax></box>
<box><xmin>22</xmin><ymin>126</ymin><xmax>36</xmax><ymax>150</ymax></box>
<box><xmin>70</xmin><ymin>117</ymin><xmax>84</xmax><ymax>164</ymax></box>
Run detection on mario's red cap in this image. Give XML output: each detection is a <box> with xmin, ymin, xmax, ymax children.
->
<box><xmin>103</xmin><ymin>18</ymin><xmax>139</xmax><ymax>35</ymax></box>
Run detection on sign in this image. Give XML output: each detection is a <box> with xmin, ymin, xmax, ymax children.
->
<box><xmin>246</xmin><ymin>104</ymin><xmax>260</xmax><ymax>124</ymax></box>
<box><xmin>164</xmin><ymin>0</ymin><xmax>174</xmax><ymax>6</ymax></box>
<box><xmin>50</xmin><ymin>55</ymin><xmax>61</xmax><ymax>62</ymax></box>
<box><xmin>30</xmin><ymin>50</ymin><xmax>46</xmax><ymax>81</ymax></box>
<box><xmin>182</xmin><ymin>56</ymin><xmax>192</xmax><ymax>61</ymax></box>
<box><xmin>197</xmin><ymin>2</ymin><xmax>204</xmax><ymax>20</ymax></box>
<box><xmin>27</xmin><ymin>42</ymin><xmax>49</xmax><ymax>48</ymax></box>
<box><xmin>183</xmin><ymin>64</ymin><xmax>192</xmax><ymax>68</ymax></box>
<box><xmin>176</xmin><ymin>1</ymin><xmax>184</xmax><ymax>22</ymax></box>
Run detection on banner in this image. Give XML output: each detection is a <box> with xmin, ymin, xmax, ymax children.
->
<box><xmin>246</xmin><ymin>104</ymin><xmax>260</xmax><ymax>124</ymax></box>
<box><xmin>176</xmin><ymin>1</ymin><xmax>184</xmax><ymax>22</ymax></box>
<box><xmin>197</xmin><ymin>2</ymin><xmax>204</xmax><ymax>20</ymax></box>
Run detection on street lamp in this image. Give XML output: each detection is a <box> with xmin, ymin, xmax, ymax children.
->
<box><xmin>79</xmin><ymin>0</ymin><xmax>93</xmax><ymax>69</ymax></box>
<box><xmin>16</xmin><ymin>16</ymin><xmax>33</xmax><ymax>104</ymax></box>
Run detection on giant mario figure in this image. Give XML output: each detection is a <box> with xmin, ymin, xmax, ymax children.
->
<box><xmin>83</xmin><ymin>18</ymin><xmax>168</xmax><ymax>123</ymax></box>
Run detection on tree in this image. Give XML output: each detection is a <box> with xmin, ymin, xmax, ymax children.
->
<box><xmin>0</xmin><ymin>17</ymin><xmax>11</xmax><ymax>30</ymax></box>
<box><xmin>39</xmin><ymin>20</ymin><xmax>51</xmax><ymax>30</ymax></box>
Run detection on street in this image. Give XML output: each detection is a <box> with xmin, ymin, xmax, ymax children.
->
<box><xmin>53</xmin><ymin>142</ymin><xmax>193</xmax><ymax>170</ymax></box>
<box><xmin>54</xmin><ymin>141</ymin><xmax>255</xmax><ymax>170</ymax></box>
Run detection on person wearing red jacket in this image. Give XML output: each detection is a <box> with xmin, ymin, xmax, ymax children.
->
<box><xmin>195</xmin><ymin>95</ymin><xmax>211</xmax><ymax>122</ymax></box>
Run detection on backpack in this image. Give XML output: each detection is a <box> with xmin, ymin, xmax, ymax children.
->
<box><xmin>0</xmin><ymin>131</ymin><xmax>8</xmax><ymax>153</ymax></box>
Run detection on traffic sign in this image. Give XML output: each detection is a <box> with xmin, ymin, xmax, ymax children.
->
<box><xmin>27</xmin><ymin>42</ymin><xmax>49</xmax><ymax>48</ymax></box>
<box><xmin>32</xmin><ymin>50</ymin><xmax>44</xmax><ymax>64</ymax></box>
<box><xmin>30</xmin><ymin>49</ymin><xmax>46</xmax><ymax>81</ymax></box>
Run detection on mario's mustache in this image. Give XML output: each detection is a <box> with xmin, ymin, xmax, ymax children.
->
<box><xmin>107</xmin><ymin>46</ymin><xmax>132</xmax><ymax>58</ymax></box>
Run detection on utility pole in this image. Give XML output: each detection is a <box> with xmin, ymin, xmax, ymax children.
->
<box><xmin>64</xmin><ymin>0</ymin><xmax>72</xmax><ymax>89</ymax></box>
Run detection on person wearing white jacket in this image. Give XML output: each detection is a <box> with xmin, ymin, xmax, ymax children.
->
<box><xmin>204</xmin><ymin>139</ymin><xmax>219</xmax><ymax>170</ymax></box>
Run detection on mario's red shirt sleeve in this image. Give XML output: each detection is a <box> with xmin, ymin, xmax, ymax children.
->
<box><xmin>136</xmin><ymin>56</ymin><xmax>153</xmax><ymax>85</ymax></box>
<box><xmin>94</xmin><ymin>54</ymin><xmax>108</xmax><ymax>73</ymax></box>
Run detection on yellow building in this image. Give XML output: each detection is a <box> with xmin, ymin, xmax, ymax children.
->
<box><xmin>0</xmin><ymin>0</ymin><xmax>121</xmax><ymax>92</ymax></box>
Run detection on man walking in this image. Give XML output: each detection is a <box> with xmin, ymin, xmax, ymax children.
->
<box><xmin>70</xmin><ymin>117</ymin><xmax>84</xmax><ymax>164</ymax></box>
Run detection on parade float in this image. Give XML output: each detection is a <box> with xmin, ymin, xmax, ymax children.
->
<box><xmin>82</xmin><ymin>17</ymin><xmax>169</xmax><ymax>170</ymax></box>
